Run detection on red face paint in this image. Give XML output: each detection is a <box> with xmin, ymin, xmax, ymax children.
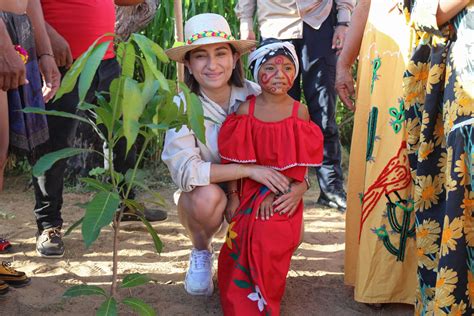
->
<box><xmin>257</xmin><ymin>55</ymin><xmax>296</xmax><ymax>95</ymax></box>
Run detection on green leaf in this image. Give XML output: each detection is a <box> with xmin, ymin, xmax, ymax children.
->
<box><xmin>78</xmin><ymin>41</ymin><xmax>110</xmax><ymax>103</ymax></box>
<box><xmin>181</xmin><ymin>85</ymin><xmax>205</xmax><ymax>144</ymax></box>
<box><xmin>109</xmin><ymin>77</ymin><xmax>124</xmax><ymax>124</ymax></box>
<box><xmin>64</xmin><ymin>217</ymin><xmax>84</xmax><ymax>237</ymax></box>
<box><xmin>89</xmin><ymin>167</ymin><xmax>106</xmax><ymax>177</ymax></box>
<box><xmin>63</xmin><ymin>285</ymin><xmax>106</xmax><ymax>298</ymax></box>
<box><xmin>121</xmin><ymin>42</ymin><xmax>136</xmax><ymax>78</ymax></box>
<box><xmin>124</xmin><ymin>169</ymin><xmax>146</xmax><ymax>184</ymax></box>
<box><xmin>132</xmin><ymin>33</ymin><xmax>169</xmax><ymax>64</ymax></box>
<box><xmin>55</xmin><ymin>33</ymin><xmax>115</xmax><ymax>101</ymax></box>
<box><xmin>96</xmin><ymin>297</ymin><xmax>117</xmax><ymax>316</ymax></box>
<box><xmin>122</xmin><ymin>78</ymin><xmax>145</xmax><ymax>153</ymax></box>
<box><xmin>80</xmin><ymin>177</ymin><xmax>113</xmax><ymax>192</ymax></box>
<box><xmin>132</xmin><ymin>34</ymin><xmax>169</xmax><ymax>91</ymax></box>
<box><xmin>140</xmin><ymin>80</ymin><xmax>159</xmax><ymax>106</ymax></box>
<box><xmin>32</xmin><ymin>148</ymin><xmax>93</xmax><ymax>177</ymax></box>
<box><xmin>82</xmin><ymin>191</ymin><xmax>120</xmax><ymax>248</ymax></box>
<box><xmin>233</xmin><ymin>279</ymin><xmax>251</xmax><ymax>289</ymax></box>
<box><xmin>122</xmin><ymin>298</ymin><xmax>156</xmax><ymax>316</ymax></box>
<box><xmin>78</xmin><ymin>102</ymin><xmax>97</xmax><ymax>111</ymax></box>
<box><xmin>137</xmin><ymin>213</ymin><xmax>163</xmax><ymax>253</ymax></box>
<box><xmin>120</xmin><ymin>273</ymin><xmax>151</xmax><ymax>288</ymax></box>
<box><xmin>22</xmin><ymin>107</ymin><xmax>92</xmax><ymax>125</ymax></box>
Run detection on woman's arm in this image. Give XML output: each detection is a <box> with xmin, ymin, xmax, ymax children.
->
<box><xmin>335</xmin><ymin>0</ymin><xmax>371</xmax><ymax>110</ymax></box>
<box><xmin>436</xmin><ymin>0</ymin><xmax>470</xmax><ymax>25</ymax></box>
<box><xmin>26</xmin><ymin>0</ymin><xmax>60</xmax><ymax>102</ymax></box>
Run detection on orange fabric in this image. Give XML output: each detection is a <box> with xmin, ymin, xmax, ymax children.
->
<box><xmin>217</xmin><ymin>96</ymin><xmax>323</xmax><ymax>315</ymax></box>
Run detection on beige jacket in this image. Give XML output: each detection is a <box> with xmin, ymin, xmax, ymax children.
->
<box><xmin>236</xmin><ymin>0</ymin><xmax>355</xmax><ymax>39</ymax></box>
<box><xmin>162</xmin><ymin>80</ymin><xmax>261</xmax><ymax>192</ymax></box>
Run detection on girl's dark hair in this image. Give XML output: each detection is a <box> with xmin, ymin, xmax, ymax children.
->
<box><xmin>184</xmin><ymin>44</ymin><xmax>245</xmax><ymax>95</ymax></box>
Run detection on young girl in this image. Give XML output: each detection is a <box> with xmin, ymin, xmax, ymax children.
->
<box><xmin>217</xmin><ymin>39</ymin><xmax>324</xmax><ymax>315</ymax></box>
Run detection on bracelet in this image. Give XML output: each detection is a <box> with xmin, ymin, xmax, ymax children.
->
<box><xmin>336</xmin><ymin>22</ymin><xmax>350</xmax><ymax>27</ymax></box>
<box><xmin>226</xmin><ymin>190</ymin><xmax>239</xmax><ymax>197</ymax></box>
<box><xmin>38</xmin><ymin>53</ymin><xmax>54</xmax><ymax>59</ymax></box>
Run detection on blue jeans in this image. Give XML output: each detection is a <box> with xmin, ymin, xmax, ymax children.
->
<box><xmin>286</xmin><ymin>15</ymin><xmax>344</xmax><ymax>195</ymax></box>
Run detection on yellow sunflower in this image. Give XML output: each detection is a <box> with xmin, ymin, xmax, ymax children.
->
<box><xmin>225</xmin><ymin>222</ymin><xmax>238</xmax><ymax>249</ymax></box>
<box><xmin>467</xmin><ymin>270</ymin><xmax>474</xmax><ymax>308</ymax></box>
<box><xmin>418</xmin><ymin>141</ymin><xmax>435</xmax><ymax>162</ymax></box>
<box><xmin>462</xmin><ymin>189</ymin><xmax>474</xmax><ymax>247</ymax></box>
<box><xmin>454</xmin><ymin>80</ymin><xmax>474</xmax><ymax>116</ymax></box>
<box><xmin>434</xmin><ymin>267</ymin><xmax>458</xmax><ymax>308</ymax></box>
<box><xmin>426</xmin><ymin>63</ymin><xmax>445</xmax><ymax>94</ymax></box>
<box><xmin>454</xmin><ymin>153</ymin><xmax>470</xmax><ymax>186</ymax></box>
<box><xmin>404</xmin><ymin>61</ymin><xmax>429</xmax><ymax>106</ymax></box>
<box><xmin>448</xmin><ymin>301</ymin><xmax>467</xmax><ymax>316</ymax></box>
<box><xmin>445</xmin><ymin>64</ymin><xmax>452</xmax><ymax>88</ymax></box>
<box><xmin>440</xmin><ymin>215</ymin><xmax>464</xmax><ymax>257</ymax></box>
<box><xmin>443</xmin><ymin>100</ymin><xmax>458</xmax><ymax>133</ymax></box>
<box><xmin>433</xmin><ymin>113</ymin><xmax>446</xmax><ymax>147</ymax></box>
<box><xmin>406</xmin><ymin>117</ymin><xmax>421</xmax><ymax>154</ymax></box>
<box><xmin>415</xmin><ymin>175</ymin><xmax>443</xmax><ymax>211</ymax></box>
<box><xmin>445</xmin><ymin>147</ymin><xmax>458</xmax><ymax>193</ymax></box>
<box><xmin>437</xmin><ymin>152</ymin><xmax>448</xmax><ymax>184</ymax></box>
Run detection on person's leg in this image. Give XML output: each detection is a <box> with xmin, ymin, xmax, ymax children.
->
<box><xmin>177</xmin><ymin>184</ymin><xmax>226</xmax><ymax>295</ymax></box>
<box><xmin>0</xmin><ymin>90</ymin><xmax>8</xmax><ymax>192</ymax></box>
<box><xmin>94</xmin><ymin>59</ymin><xmax>167</xmax><ymax>222</ymax></box>
<box><xmin>300</xmin><ymin>19</ymin><xmax>346</xmax><ymax>210</ymax></box>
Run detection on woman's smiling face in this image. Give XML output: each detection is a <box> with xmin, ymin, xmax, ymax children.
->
<box><xmin>258</xmin><ymin>55</ymin><xmax>296</xmax><ymax>95</ymax></box>
<box><xmin>186</xmin><ymin>43</ymin><xmax>238</xmax><ymax>92</ymax></box>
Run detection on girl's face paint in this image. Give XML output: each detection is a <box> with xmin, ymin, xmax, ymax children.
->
<box><xmin>258</xmin><ymin>55</ymin><xmax>296</xmax><ymax>95</ymax></box>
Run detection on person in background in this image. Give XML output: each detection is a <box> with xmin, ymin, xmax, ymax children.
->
<box><xmin>336</xmin><ymin>0</ymin><xmax>417</xmax><ymax>308</ymax></box>
<box><xmin>402</xmin><ymin>0</ymin><xmax>473</xmax><ymax>314</ymax></box>
<box><xmin>34</xmin><ymin>0</ymin><xmax>166</xmax><ymax>259</ymax></box>
<box><xmin>0</xmin><ymin>0</ymin><xmax>59</xmax><ymax>293</ymax></box>
<box><xmin>235</xmin><ymin>0</ymin><xmax>355</xmax><ymax>211</ymax></box>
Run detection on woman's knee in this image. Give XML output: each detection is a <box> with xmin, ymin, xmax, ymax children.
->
<box><xmin>179</xmin><ymin>185</ymin><xmax>226</xmax><ymax>222</ymax></box>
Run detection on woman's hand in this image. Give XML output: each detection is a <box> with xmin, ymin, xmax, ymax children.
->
<box><xmin>244</xmin><ymin>165</ymin><xmax>290</xmax><ymax>194</ymax></box>
<box><xmin>38</xmin><ymin>55</ymin><xmax>60</xmax><ymax>103</ymax></box>
<box><xmin>257</xmin><ymin>193</ymin><xmax>275</xmax><ymax>221</ymax></box>
<box><xmin>224</xmin><ymin>194</ymin><xmax>240</xmax><ymax>223</ymax></box>
<box><xmin>335</xmin><ymin>61</ymin><xmax>356</xmax><ymax>111</ymax></box>
<box><xmin>273</xmin><ymin>181</ymin><xmax>306</xmax><ymax>217</ymax></box>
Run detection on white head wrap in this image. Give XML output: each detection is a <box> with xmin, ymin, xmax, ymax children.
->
<box><xmin>247</xmin><ymin>41</ymin><xmax>299</xmax><ymax>84</ymax></box>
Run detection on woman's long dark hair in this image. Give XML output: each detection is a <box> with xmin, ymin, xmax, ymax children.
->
<box><xmin>184</xmin><ymin>44</ymin><xmax>245</xmax><ymax>95</ymax></box>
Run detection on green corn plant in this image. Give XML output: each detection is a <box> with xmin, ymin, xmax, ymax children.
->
<box><xmin>24</xmin><ymin>32</ymin><xmax>205</xmax><ymax>315</ymax></box>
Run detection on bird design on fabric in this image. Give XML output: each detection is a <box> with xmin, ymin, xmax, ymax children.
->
<box><xmin>359</xmin><ymin>141</ymin><xmax>412</xmax><ymax>240</ymax></box>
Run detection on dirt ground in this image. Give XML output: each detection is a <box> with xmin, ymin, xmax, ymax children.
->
<box><xmin>0</xmin><ymin>174</ymin><xmax>413</xmax><ymax>315</ymax></box>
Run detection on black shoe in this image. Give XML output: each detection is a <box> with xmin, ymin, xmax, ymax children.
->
<box><xmin>36</xmin><ymin>227</ymin><xmax>65</xmax><ymax>258</ymax></box>
<box><xmin>121</xmin><ymin>207</ymin><xmax>168</xmax><ymax>222</ymax></box>
<box><xmin>317</xmin><ymin>189</ymin><xmax>347</xmax><ymax>212</ymax></box>
<box><xmin>0</xmin><ymin>280</ymin><xmax>9</xmax><ymax>295</ymax></box>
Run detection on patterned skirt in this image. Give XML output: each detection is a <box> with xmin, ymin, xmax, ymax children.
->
<box><xmin>0</xmin><ymin>12</ymin><xmax>49</xmax><ymax>161</ymax></box>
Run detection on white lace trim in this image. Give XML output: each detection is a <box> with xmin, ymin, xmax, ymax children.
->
<box><xmin>220</xmin><ymin>155</ymin><xmax>321</xmax><ymax>170</ymax></box>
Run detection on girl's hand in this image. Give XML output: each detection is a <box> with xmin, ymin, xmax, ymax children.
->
<box><xmin>38</xmin><ymin>55</ymin><xmax>60</xmax><ymax>103</ymax></box>
<box><xmin>225</xmin><ymin>194</ymin><xmax>240</xmax><ymax>223</ymax></box>
<box><xmin>273</xmin><ymin>182</ymin><xmax>305</xmax><ymax>217</ymax></box>
<box><xmin>257</xmin><ymin>193</ymin><xmax>275</xmax><ymax>221</ymax></box>
<box><xmin>245</xmin><ymin>165</ymin><xmax>290</xmax><ymax>194</ymax></box>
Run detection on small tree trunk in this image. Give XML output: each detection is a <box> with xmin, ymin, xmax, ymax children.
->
<box><xmin>115</xmin><ymin>0</ymin><xmax>159</xmax><ymax>41</ymax></box>
<box><xmin>173</xmin><ymin>0</ymin><xmax>184</xmax><ymax>84</ymax></box>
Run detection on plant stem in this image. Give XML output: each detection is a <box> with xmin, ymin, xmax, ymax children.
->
<box><xmin>110</xmin><ymin>206</ymin><xmax>123</xmax><ymax>297</ymax></box>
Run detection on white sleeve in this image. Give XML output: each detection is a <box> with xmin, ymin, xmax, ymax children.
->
<box><xmin>161</xmin><ymin>96</ymin><xmax>211</xmax><ymax>192</ymax></box>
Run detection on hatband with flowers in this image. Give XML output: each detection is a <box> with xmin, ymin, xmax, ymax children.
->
<box><xmin>186</xmin><ymin>30</ymin><xmax>236</xmax><ymax>45</ymax></box>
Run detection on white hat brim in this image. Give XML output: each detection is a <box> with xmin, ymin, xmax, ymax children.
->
<box><xmin>165</xmin><ymin>38</ymin><xmax>257</xmax><ymax>63</ymax></box>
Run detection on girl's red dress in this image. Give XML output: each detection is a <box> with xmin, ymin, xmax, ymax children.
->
<box><xmin>217</xmin><ymin>96</ymin><xmax>324</xmax><ymax>315</ymax></box>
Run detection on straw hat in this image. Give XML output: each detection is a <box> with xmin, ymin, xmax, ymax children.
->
<box><xmin>165</xmin><ymin>13</ymin><xmax>257</xmax><ymax>63</ymax></box>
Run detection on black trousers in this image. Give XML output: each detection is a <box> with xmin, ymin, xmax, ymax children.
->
<box><xmin>32</xmin><ymin>58</ymin><xmax>136</xmax><ymax>231</ymax></box>
<box><xmin>286</xmin><ymin>11</ymin><xmax>344</xmax><ymax>194</ymax></box>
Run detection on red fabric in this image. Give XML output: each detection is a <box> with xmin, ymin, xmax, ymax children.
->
<box><xmin>218</xmin><ymin>97</ymin><xmax>324</xmax><ymax>181</ymax></box>
<box><xmin>41</xmin><ymin>0</ymin><xmax>115</xmax><ymax>60</ymax></box>
<box><xmin>217</xmin><ymin>97</ymin><xmax>323</xmax><ymax>315</ymax></box>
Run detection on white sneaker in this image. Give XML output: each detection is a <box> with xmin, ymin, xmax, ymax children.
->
<box><xmin>184</xmin><ymin>248</ymin><xmax>214</xmax><ymax>296</ymax></box>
